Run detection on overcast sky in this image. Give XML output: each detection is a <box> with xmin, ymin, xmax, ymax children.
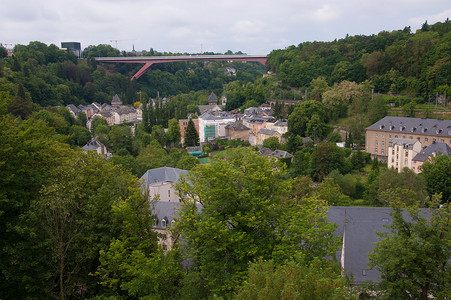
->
<box><xmin>1</xmin><ymin>0</ymin><xmax>449</xmax><ymax>54</ymax></box>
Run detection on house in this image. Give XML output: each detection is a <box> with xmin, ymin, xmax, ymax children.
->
<box><xmin>366</xmin><ymin>116</ymin><xmax>451</xmax><ymax>159</ymax></box>
<box><xmin>66</xmin><ymin>104</ymin><xmax>79</xmax><ymax>118</ymax></box>
<box><xmin>82</xmin><ymin>139</ymin><xmax>107</xmax><ymax>156</ymax></box>
<box><xmin>256</xmin><ymin>128</ymin><xmax>282</xmax><ymax>145</ymax></box>
<box><xmin>140</xmin><ymin>167</ymin><xmax>188</xmax><ymax>203</ymax></box>
<box><xmin>411</xmin><ymin>142</ymin><xmax>451</xmax><ymax>174</ymax></box>
<box><xmin>225</xmin><ymin>122</ymin><xmax>250</xmax><ymax>141</ymax></box>
<box><xmin>266</xmin><ymin>119</ymin><xmax>288</xmax><ymax>135</ymax></box>
<box><xmin>268</xmin><ymin>149</ymin><xmax>293</xmax><ymax>159</ymax></box>
<box><xmin>387</xmin><ymin>138</ymin><xmax>422</xmax><ymax>172</ymax></box>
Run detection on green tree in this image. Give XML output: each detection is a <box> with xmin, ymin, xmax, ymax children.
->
<box><xmin>368</xmin><ymin>198</ymin><xmax>451</xmax><ymax>300</ymax></box>
<box><xmin>69</xmin><ymin>124</ymin><xmax>91</xmax><ymax>146</ymax></box>
<box><xmin>184</xmin><ymin>118</ymin><xmax>199</xmax><ymax>147</ymax></box>
<box><xmin>174</xmin><ymin>148</ymin><xmax>340</xmax><ymax>297</ymax></box>
<box><xmin>236</xmin><ymin>259</ymin><xmax>352</xmax><ymax>300</ymax></box>
<box><xmin>150</xmin><ymin>125</ymin><xmax>167</xmax><ymax>147</ymax></box>
<box><xmin>108</xmin><ymin>125</ymin><xmax>132</xmax><ymax>154</ymax></box>
<box><xmin>288</xmin><ymin>100</ymin><xmax>328</xmax><ymax>140</ymax></box>
<box><xmin>262</xmin><ymin>136</ymin><xmax>281</xmax><ymax>150</ymax></box>
<box><xmin>166</xmin><ymin>118</ymin><xmax>181</xmax><ymax>147</ymax></box>
<box><xmin>420</xmin><ymin>154</ymin><xmax>451</xmax><ymax>202</ymax></box>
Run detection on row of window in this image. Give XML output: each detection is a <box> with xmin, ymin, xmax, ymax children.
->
<box><xmin>375</xmin><ymin>132</ymin><xmax>449</xmax><ymax>144</ymax></box>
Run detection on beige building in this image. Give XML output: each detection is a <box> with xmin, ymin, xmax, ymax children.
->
<box><xmin>366</xmin><ymin>117</ymin><xmax>451</xmax><ymax>159</ymax></box>
<box><xmin>256</xmin><ymin>128</ymin><xmax>282</xmax><ymax>145</ymax></box>
<box><xmin>140</xmin><ymin>167</ymin><xmax>188</xmax><ymax>203</ymax></box>
<box><xmin>387</xmin><ymin>138</ymin><xmax>422</xmax><ymax>172</ymax></box>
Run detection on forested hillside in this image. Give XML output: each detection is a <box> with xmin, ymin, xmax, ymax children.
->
<box><xmin>267</xmin><ymin>20</ymin><xmax>451</xmax><ymax>99</ymax></box>
<box><xmin>0</xmin><ymin>42</ymin><xmax>265</xmax><ymax>110</ymax></box>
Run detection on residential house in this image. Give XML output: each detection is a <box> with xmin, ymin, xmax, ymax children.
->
<box><xmin>256</xmin><ymin>128</ymin><xmax>282</xmax><ymax>145</ymax></box>
<box><xmin>140</xmin><ymin>167</ymin><xmax>188</xmax><ymax>203</ymax></box>
<box><xmin>266</xmin><ymin>119</ymin><xmax>288</xmax><ymax>135</ymax></box>
<box><xmin>387</xmin><ymin>138</ymin><xmax>422</xmax><ymax>172</ymax></box>
<box><xmin>366</xmin><ymin>116</ymin><xmax>451</xmax><ymax>159</ymax></box>
<box><xmin>225</xmin><ymin>122</ymin><xmax>250</xmax><ymax>141</ymax></box>
<box><xmin>82</xmin><ymin>139</ymin><xmax>107</xmax><ymax>155</ymax></box>
<box><xmin>411</xmin><ymin>142</ymin><xmax>451</xmax><ymax>174</ymax></box>
<box><xmin>66</xmin><ymin>104</ymin><xmax>79</xmax><ymax>118</ymax></box>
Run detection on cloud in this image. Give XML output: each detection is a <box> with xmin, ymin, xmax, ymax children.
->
<box><xmin>311</xmin><ymin>4</ymin><xmax>341</xmax><ymax>22</ymax></box>
<box><xmin>408</xmin><ymin>9</ymin><xmax>451</xmax><ymax>28</ymax></box>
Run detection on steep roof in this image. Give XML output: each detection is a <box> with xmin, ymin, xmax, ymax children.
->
<box><xmin>366</xmin><ymin>116</ymin><xmax>451</xmax><ymax>137</ymax></box>
<box><xmin>140</xmin><ymin>167</ymin><xmax>188</xmax><ymax>190</ymax></box>
<box><xmin>268</xmin><ymin>150</ymin><xmax>293</xmax><ymax>158</ymax></box>
<box><xmin>111</xmin><ymin>94</ymin><xmax>122</xmax><ymax>105</ymax></box>
<box><xmin>208</xmin><ymin>91</ymin><xmax>218</xmax><ymax>101</ymax></box>
<box><xmin>413</xmin><ymin>142</ymin><xmax>451</xmax><ymax>162</ymax></box>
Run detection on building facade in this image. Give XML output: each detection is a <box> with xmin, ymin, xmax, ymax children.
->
<box><xmin>387</xmin><ymin>138</ymin><xmax>422</xmax><ymax>172</ymax></box>
<box><xmin>366</xmin><ymin>117</ymin><xmax>451</xmax><ymax>159</ymax></box>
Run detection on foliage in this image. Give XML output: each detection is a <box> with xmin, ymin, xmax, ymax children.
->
<box><xmin>184</xmin><ymin>118</ymin><xmax>199</xmax><ymax>147</ymax></box>
<box><xmin>262</xmin><ymin>136</ymin><xmax>281</xmax><ymax>150</ymax></box>
<box><xmin>235</xmin><ymin>258</ymin><xmax>353</xmax><ymax>300</ymax></box>
<box><xmin>167</xmin><ymin>118</ymin><xmax>181</xmax><ymax>147</ymax></box>
<box><xmin>420</xmin><ymin>154</ymin><xmax>451</xmax><ymax>202</ymax></box>
<box><xmin>288</xmin><ymin>100</ymin><xmax>329</xmax><ymax>140</ymax></box>
<box><xmin>174</xmin><ymin>148</ymin><xmax>340</xmax><ymax>297</ymax></box>
<box><xmin>368</xmin><ymin>197</ymin><xmax>451</xmax><ymax>300</ymax></box>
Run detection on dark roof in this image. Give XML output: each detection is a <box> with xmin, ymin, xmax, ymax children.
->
<box><xmin>268</xmin><ymin>150</ymin><xmax>293</xmax><ymax>158</ymax></box>
<box><xmin>208</xmin><ymin>92</ymin><xmax>217</xmax><ymax>101</ymax></box>
<box><xmin>111</xmin><ymin>94</ymin><xmax>122</xmax><ymax>104</ymax></box>
<box><xmin>258</xmin><ymin>128</ymin><xmax>277</xmax><ymax>136</ymax></box>
<box><xmin>366</xmin><ymin>116</ymin><xmax>451</xmax><ymax>137</ymax></box>
<box><xmin>82</xmin><ymin>139</ymin><xmax>105</xmax><ymax>151</ymax></box>
<box><xmin>225</xmin><ymin>122</ymin><xmax>249</xmax><ymax>131</ymax></box>
<box><xmin>413</xmin><ymin>142</ymin><xmax>451</xmax><ymax>162</ymax></box>
<box><xmin>258</xmin><ymin>148</ymin><xmax>273</xmax><ymax>156</ymax></box>
<box><xmin>140</xmin><ymin>167</ymin><xmax>188</xmax><ymax>190</ymax></box>
<box><xmin>152</xmin><ymin>201</ymin><xmax>202</xmax><ymax>230</ymax></box>
<box><xmin>66</xmin><ymin>104</ymin><xmax>79</xmax><ymax>114</ymax></box>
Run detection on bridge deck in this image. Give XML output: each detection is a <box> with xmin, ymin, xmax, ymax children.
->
<box><xmin>94</xmin><ymin>55</ymin><xmax>268</xmax><ymax>80</ymax></box>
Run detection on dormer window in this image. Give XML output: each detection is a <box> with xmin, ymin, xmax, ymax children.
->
<box><xmin>389</xmin><ymin>126</ymin><xmax>395</xmax><ymax>130</ymax></box>
<box><xmin>400</xmin><ymin>126</ymin><xmax>405</xmax><ymax>131</ymax></box>
<box><xmin>436</xmin><ymin>129</ymin><xmax>442</xmax><ymax>134</ymax></box>
<box><xmin>411</xmin><ymin>127</ymin><xmax>416</xmax><ymax>132</ymax></box>
<box><xmin>422</xmin><ymin>128</ymin><xmax>427</xmax><ymax>133</ymax></box>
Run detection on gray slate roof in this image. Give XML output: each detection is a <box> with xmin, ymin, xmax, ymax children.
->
<box><xmin>82</xmin><ymin>139</ymin><xmax>104</xmax><ymax>151</ymax></box>
<box><xmin>258</xmin><ymin>128</ymin><xmax>277</xmax><ymax>136</ymax></box>
<box><xmin>225</xmin><ymin>122</ymin><xmax>249</xmax><ymax>131</ymax></box>
<box><xmin>413</xmin><ymin>142</ymin><xmax>451</xmax><ymax>162</ymax></box>
<box><xmin>366</xmin><ymin>116</ymin><xmax>451</xmax><ymax>137</ymax></box>
<box><xmin>140</xmin><ymin>167</ymin><xmax>188</xmax><ymax>190</ymax></box>
<box><xmin>66</xmin><ymin>104</ymin><xmax>79</xmax><ymax>114</ymax></box>
<box><xmin>111</xmin><ymin>94</ymin><xmax>123</xmax><ymax>105</ymax></box>
<box><xmin>388</xmin><ymin>138</ymin><xmax>419</xmax><ymax>149</ymax></box>
<box><xmin>208</xmin><ymin>92</ymin><xmax>217</xmax><ymax>101</ymax></box>
<box><xmin>268</xmin><ymin>150</ymin><xmax>293</xmax><ymax>158</ymax></box>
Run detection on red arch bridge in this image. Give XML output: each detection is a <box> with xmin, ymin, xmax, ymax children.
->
<box><xmin>94</xmin><ymin>54</ymin><xmax>268</xmax><ymax>80</ymax></box>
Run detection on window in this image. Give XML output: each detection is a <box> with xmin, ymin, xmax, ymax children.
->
<box><xmin>381</xmin><ymin>149</ymin><xmax>384</xmax><ymax>154</ymax></box>
<box><xmin>391</xmin><ymin>158</ymin><xmax>394</xmax><ymax>163</ymax></box>
<box><xmin>405</xmin><ymin>151</ymin><xmax>408</xmax><ymax>157</ymax></box>
<box><xmin>382</xmin><ymin>133</ymin><xmax>385</xmax><ymax>138</ymax></box>
<box><xmin>376</xmin><ymin>133</ymin><xmax>378</xmax><ymax>137</ymax></box>
<box><xmin>395</xmin><ymin>135</ymin><xmax>398</xmax><ymax>138</ymax></box>
<box><xmin>392</xmin><ymin>149</ymin><xmax>395</xmax><ymax>155</ymax></box>
<box><xmin>417</xmin><ymin>137</ymin><xmax>421</xmax><ymax>141</ymax></box>
<box><xmin>382</xmin><ymin>141</ymin><xmax>384</xmax><ymax>146</ymax></box>
<box><xmin>404</xmin><ymin>159</ymin><xmax>408</xmax><ymax>165</ymax></box>
<box><xmin>168</xmin><ymin>190</ymin><xmax>171</xmax><ymax>198</ymax></box>
<box><xmin>433</xmin><ymin>138</ymin><xmax>436</xmax><ymax>142</ymax></box>
<box><xmin>375</xmin><ymin>148</ymin><xmax>378</xmax><ymax>153</ymax></box>
<box><xmin>425</xmin><ymin>138</ymin><xmax>428</xmax><ymax>142</ymax></box>
<box><xmin>409</xmin><ymin>136</ymin><xmax>413</xmax><ymax>139</ymax></box>
<box><xmin>441</xmin><ymin>139</ymin><xmax>444</xmax><ymax>143</ymax></box>
<box><xmin>389</xmin><ymin>134</ymin><xmax>392</xmax><ymax>138</ymax></box>
<box><xmin>161</xmin><ymin>219</ymin><xmax>167</xmax><ymax>228</ymax></box>
<box><xmin>375</xmin><ymin>140</ymin><xmax>378</xmax><ymax>145</ymax></box>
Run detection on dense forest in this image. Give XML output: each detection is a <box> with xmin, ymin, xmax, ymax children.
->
<box><xmin>1</xmin><ymin>20</ymin><xmax>450</xmax><ymax>299</ymax></box>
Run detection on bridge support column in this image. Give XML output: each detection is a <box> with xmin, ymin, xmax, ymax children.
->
<box><xmin>132</xmin><ymin>62</ymin><xmax>154</xmax><ymax>80</ymax></box>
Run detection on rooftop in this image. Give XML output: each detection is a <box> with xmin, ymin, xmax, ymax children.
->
<box><xmin>366</xmin><ymin>116</ymin><xmax>451</xmax><ymax>137</ymax></box>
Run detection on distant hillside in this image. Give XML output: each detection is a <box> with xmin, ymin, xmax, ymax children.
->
<box><xmin>267</xmin><ymin>20</ymin><xmax>451</xmax><ymax>100</ymax></box>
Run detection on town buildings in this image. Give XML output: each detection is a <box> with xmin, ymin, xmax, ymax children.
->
<box><xmin>366</xmin><ymin>116</ymin><xmax>451</xmax><ymax>160</ymax></box>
